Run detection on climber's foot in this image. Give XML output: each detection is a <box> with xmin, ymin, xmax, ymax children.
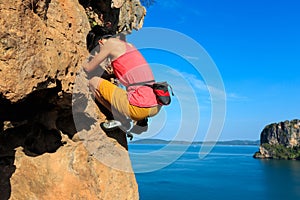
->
<box><xmin>129</xmin><ymin>118</ymin><xmax>148</xmax><ymax>134</ymax></box>
<box><xmin>100</xmin><ymin>120</ymin><xmax>122</xmax><ymax>131</ymax></box>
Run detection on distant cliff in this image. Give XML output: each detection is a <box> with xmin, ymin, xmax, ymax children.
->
<box><xmin>254</xmin><ymin>119</ymin><xmax>300</xmax><ymax>160</ymax></box>
<box><xmin>0</xmin><ymin>0</ymin><xmax>145</xmax><ymax>199</ymax></box>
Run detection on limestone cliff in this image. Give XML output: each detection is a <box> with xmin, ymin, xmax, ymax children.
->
<box><xmin>254</xmin><ymin>119</ymin><xmax>300</xmax><ymax>160</ymax></box>
<box><xmin>0</xmin><ymin>0</ymin><xmax>146</xmax><ymax>199</ymax></box>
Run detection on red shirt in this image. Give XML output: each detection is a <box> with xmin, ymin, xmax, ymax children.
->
<box><xmin>111</xmin><ymin>43</ymin><xmax>158</xmax><ymax>107</ymax></box>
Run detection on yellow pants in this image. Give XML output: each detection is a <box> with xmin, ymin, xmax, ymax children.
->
<box><xmin>98</xmin><ymin>79</ymin><xmax>160</xmax><ymax>121</ymax></box>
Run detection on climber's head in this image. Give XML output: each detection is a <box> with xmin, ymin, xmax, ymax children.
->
<box><xmin>86</xmin><ymin>25</ymin><xmax>113</xmax><ymax>52</ymax></box>
<box><xmin>98</xmin><ymin>34</ymin><xmax>113</xmax><ymax>46</ymax></box>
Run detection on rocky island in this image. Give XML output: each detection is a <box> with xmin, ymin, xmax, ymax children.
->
<box><xmin>254</xmin><ymin>119</ymin><xmax>300</xmax><ymax>160</ymax></box>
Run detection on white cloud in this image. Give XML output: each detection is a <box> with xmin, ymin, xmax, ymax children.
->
<box><xmin>188</xmin><ymin>76</ymin><xmax>208</xmax><ymax>91</ymax></box>
<box><xmin>183</xmin><ymin>55</ymin><xmax>200</xmax><ymax>61</ymax></box>
<box><xmin>226</xmin><ymin>93</ymin><xmax>249</xmax><ymax>101</ymax></box>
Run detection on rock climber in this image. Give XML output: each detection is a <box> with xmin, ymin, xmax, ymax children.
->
<box><xmin>83</xmin><ymin>25</ymin><xmax>161</xmax><ymax>134</ymax></box>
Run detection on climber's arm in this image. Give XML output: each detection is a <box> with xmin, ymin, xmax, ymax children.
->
<box><xmin>83</xmin><ymin>47</ymin><xmax>110</xmax><ymax>73</ymax></box>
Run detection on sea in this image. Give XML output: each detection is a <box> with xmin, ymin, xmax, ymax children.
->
<box><xmin>128</xmin><ymin>144</ymin><xmax>300</xmax><ymax>200</ymax></box>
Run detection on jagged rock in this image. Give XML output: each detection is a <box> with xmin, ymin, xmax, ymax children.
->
<box><xmin>0</xmin><ymin>0</ymin><xmax>145</xmax><ymax>199</ymax></box>
<box><xmin>79</xmin><ymin>0</ymin><xmax>146</xmax><ymax>33</ymax></box>
<box><xmin>253</xmin><ymin>119</ymin><xmax>300</xmax><ymax>160</ymax></box>
<box><xmin>0</xmin><ymin>0</ymin><xmax>89</xmax><ymax>103</ymax></box>
<box><xmin>0</xmin><ymin>0</ymin><xmax>146</xmax><ymax>103</ymax></box>
<box><xmin>10</xmin><ymin>139</ymin><xmax>138</xmax><ymax>200</ymax></box>
<box><xmin>118</xmin><ymin>0</ymin><xmax>146</xmax><ymax>32</ymax></box>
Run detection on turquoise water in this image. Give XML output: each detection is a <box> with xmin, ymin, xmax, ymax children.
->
<box><xmin>128</xmin><ymin>144</ymin><xmax>300</xmax><ymax>200</ymax></box>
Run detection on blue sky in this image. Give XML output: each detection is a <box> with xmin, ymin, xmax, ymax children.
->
<box><xmin>128</xmin><ymin>0</ymin><xmax>300</xmax><ymax>141</ymax></box>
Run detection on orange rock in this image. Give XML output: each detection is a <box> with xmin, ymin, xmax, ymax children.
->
<box><xmin>0</xmin><ymin>0</ymin><xmax>145</xmax><ymax>199</ymax></box>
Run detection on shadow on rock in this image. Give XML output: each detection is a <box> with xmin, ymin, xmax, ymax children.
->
<box><xmin>0</xmin><ymin>123</ymin><xmax>64</xmax><ymax>200</ymax></box>
<box><xmin>0</xmin><ymin>156</ymin><xmax>15</xmax><ymax>200</ymax></box>
<box><xmin>104</xmin><ymin>128</ymin><xmax>129</xmax><ymax>150</ymax></box>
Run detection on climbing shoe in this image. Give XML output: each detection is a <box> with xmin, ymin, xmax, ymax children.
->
<box><xmin>100</xmin><ymin>120</ymin><xmax>122</xmax><ymax>131</ymax></box>
<box><xmin>137</xmin><ymin>118</ymin><xmax>148</xmax><ymax>127</ymax></box>
<box><xmin>118</xmin><ymin>118</ymin><xmax>132</xmax><ymax>131</ymax></box>
<box><xmin>129</xmin><ymin>118</ymin><xmax>148</xmax><ymax>134</ymax></box>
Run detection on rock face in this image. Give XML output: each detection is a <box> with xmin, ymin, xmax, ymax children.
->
<box><xmin>80</xmin><ymin>0</ymin><xmax>146</xmax><ymax>33</ymax></box>
<box><xmin>254</xmin><ymin>119</ymin><xmax>300</xmax><ymax>160</ymax></box>
<box><xmin>10</xmin><ymin>139</ymin><xmax>137</xmax><ymax>200</ymax></box>
<box><xmin>0</xmin><ymin>0</ymin><xmax>88</xmax><ymax>103</ymax></box>
<box><xmin>0</xmin><ymin>0</ymin><xmax>146</xmax><ymax>199</ymax></box>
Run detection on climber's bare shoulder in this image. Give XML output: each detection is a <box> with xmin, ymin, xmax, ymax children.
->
<box><xmin>105</xmin><ymin>38</ymin><xmax>127</xmax><ymax>59</ymax></box>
